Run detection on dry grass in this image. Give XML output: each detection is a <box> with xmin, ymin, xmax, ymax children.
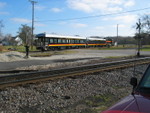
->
<box><xmin>0</xmin><ymin>45</ymin><xmax>9</xmax><ymax>52</ymax></box>
<box><xmin>0</xmin><ymin>45</ymin><xmax>3</xmax><ymax>51</ymax></box>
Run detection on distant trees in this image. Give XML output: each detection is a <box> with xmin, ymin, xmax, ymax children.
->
<box><xmin>0</xmin><ymin>20</ymin><xmax>4</xmax><ymax>39</ymax></box>
<box><xmin>118</xmin><ymin>36</ymin><xmax>136</xmax><ymax>45</ymax></box>
<box><xmin>108</xmin><ymin>36</ymin><xmax>136</xmax><ymax>46</ymax></box>
<box><xmin>134</xmin><ymin>15</ymin><xmax>150</xmax><ymax>45</ymax></box>
<box><xmin>17</xmin><ymin>24</ymin><xmax>32</xmax><ymax>46</ymax></box>
<box><xmin>0</xmin><ymin>24</ymin><xmax>33</xmax><ymax>46</ymax></box>
<box><xmin>141</xmin><ymin>15</ymin><xmax>150</xmax><ymax>34</ymax></box>
<box><xmin>3</xmin><ymin>34</ymin><xmax>17</xmax><ymax>45</ymax></box>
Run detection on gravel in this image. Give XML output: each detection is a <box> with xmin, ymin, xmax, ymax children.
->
<box><xmin>0</xmin><ymin>64</ymin><xmax>148</xmax><ymax>113</ymax></box>
<box><xmin>0</xmin><ymin>51</ymin><xmax>26</xmax><ymax>62</ymax></box>
<box><xmin>0</xmin><ymin>50</ymin><xmax>149</xmax><ymax>112</ymax></box>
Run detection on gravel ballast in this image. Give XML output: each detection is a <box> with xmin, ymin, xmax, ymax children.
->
<box><xmin>0</xmin><ymin>64</ymin><xmax>148</xmax><ymax>113</ymax></box>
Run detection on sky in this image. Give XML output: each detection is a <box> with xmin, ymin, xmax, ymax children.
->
<box><xmin>0</xmin><ymin>0</ymin><xmax>150</xmax><ymax>37</ymax></box>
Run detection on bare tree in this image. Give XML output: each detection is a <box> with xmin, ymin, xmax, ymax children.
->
<box><xmin>0</xmin><ymin>20</ymin><xmax>4</xmax><ymax>39</ymax></box>
<box><xmin>18</xmin><ymin>24</ymin><xmax>32</xmax><ymax>46</ymax></box>
<box><xmin>134</xmin><ymin>15</ymin><xmax>150</xmax><ymax>45</ymax></box>
<box><xmin>141</xmin><ymin>15</ymin><xmax>150</xmax><ymax>34</ymax></box>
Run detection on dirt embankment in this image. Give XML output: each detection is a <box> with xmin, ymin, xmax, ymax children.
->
<box><xmin>0</xmin><ymin>51</ymin><xmax>26</xmax><ymax>62</ymax></box>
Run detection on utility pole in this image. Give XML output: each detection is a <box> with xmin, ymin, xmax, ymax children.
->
<box><xmin>29</xmin><ymin>0</ymin><xmax>37</xmax><ymax>50</ymax></box>
<box><xmin>0</xmin><ymin>20</ymin><xmax>4</xmax><ymax>39</ymax></box>
<box><xmin>136</xmin><ymin>19</ymin><xmax>141</xmax><ymax>57</ymax></box>
<box><xmin>116</xmin><ymin>24</ymin><xmax>119</xmax><ymax>47</ymax></box>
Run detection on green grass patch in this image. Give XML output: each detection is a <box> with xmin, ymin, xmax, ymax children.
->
<box><xmin>141</xmin><ymin>47</ymin><xmax>150</xmax><ymax>51</ymax></box>
<box><xmin>85</xmin><ymin>94</ymin><xmax>115</xmax><ymax>110</ymax></box>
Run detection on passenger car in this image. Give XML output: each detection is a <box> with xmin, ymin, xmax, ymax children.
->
<box><xmin>102</xmin><ymin>64</ymin><xmax>150</xmax><ymax>113</ymax></box>
<box><xmin>35</xmin><ymin>33</ymin><xmax>113</xmax><ymax>51</ymax></box>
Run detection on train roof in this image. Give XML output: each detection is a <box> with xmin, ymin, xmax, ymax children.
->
<box><xmin>87</xmin><ymin>37</ymin><xmax>106</xmax><ymax>41</ymax></box>
<box><xmin>36</xmin><ymin>33</ymin><xmax>86</xmax><ymax>40</ymax></box>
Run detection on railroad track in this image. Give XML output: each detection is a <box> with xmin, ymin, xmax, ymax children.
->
<box><xmin>0</xmin><ymin>57</ymin><xmax>150</xmax><ymax>89</ymax></box>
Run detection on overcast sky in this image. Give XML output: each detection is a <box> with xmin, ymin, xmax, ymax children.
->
<box><xmin>0</xmin><ymin>0</ymin><xmax>150</xmax><ymax>37</ymax></box>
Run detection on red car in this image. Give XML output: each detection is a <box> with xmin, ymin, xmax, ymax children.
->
<box><xmin>102</xmin><ymin>64</ymin><xmax>150</xmax><ymax>113</ymax></box>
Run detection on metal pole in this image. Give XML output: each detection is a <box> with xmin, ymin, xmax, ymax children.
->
<box><xmin>0</xmin><ymin>20</ymin><xmax>4</xmax><ymax>38</ymax></box>
<box><xmin>117</xmin><ymin>24</ymin><xmax>119</xmax><ymax>47</ymax></box>
<box><xmin>136</xmin><ymin>19</ymin><xmax>141</xmax><ymax>57</ymax></box>
<box><xmin>29</xmin><ymin>0</ymin><xmax>37</xmax><ymax>50</ymax></box>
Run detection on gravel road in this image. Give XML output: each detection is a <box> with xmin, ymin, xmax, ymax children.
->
<box><xmin>0</xmin><ymin>49</ymin><xmax>150</xmax><ymax>71</ymax></box>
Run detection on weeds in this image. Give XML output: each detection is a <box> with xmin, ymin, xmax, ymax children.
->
<box><xmin>0</xmin><ymin>45</ymin><xmax>3</xmax><ymax>51</ymax></box>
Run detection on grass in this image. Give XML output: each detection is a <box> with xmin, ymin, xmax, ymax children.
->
<box><xmin>84</xmin><ymin>94</ymin><xmax>117</xmax><ymax>112</ymax></box>
<box><xmin>0</xmin><ymin>45</ymin><xmax>3</xmax><ymax>51</ymax></box>
<box><xmin>86</xmin><ymin>44</ymin><xmax>137</xmax><ymax>50</ymax></box>
<box><xmin>141</xmin><ymin>47</ymin><xmax>150</xmax><ymax>51</ymax></box>
<box><xmin>58</xmin><ymin>93</ymin><xmax>120</xmax><ymax>113</ymax></box>
<box><xmin>0</xmin><ymin>45</ymin><xmax>9</xmax><ymax>52</ymax></box>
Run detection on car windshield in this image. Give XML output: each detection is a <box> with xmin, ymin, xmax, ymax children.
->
<box><xmin>138</xmin><ymin>66</ymin><xmax>150</xmax><ymax>93</ymax></box>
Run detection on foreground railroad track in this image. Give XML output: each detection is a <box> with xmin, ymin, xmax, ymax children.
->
<box><xmin>0</xmin><ymin>57</ymin><xmax>150</xmax><ymax>89</ymax></box>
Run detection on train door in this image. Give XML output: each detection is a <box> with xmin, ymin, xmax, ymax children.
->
<box><xmin>39</xmin><ymin>37</ymin><xmax>46</xmax><ymax>48</ymax></box>
<box><xmin>36</xmin><ymin>37</ymin><xmax>46</xmax><ymax>51</ymax></box>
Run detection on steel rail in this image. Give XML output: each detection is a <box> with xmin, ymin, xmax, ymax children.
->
<box><xmin>0</xmin><ymin>57</ymin><xmax>150</xmax><ymax>89</ymax></box>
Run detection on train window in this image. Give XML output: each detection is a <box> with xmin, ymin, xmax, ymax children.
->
<box><xmin>80</xmin><ymin>40</ymin><xmax>84</xmax><ymax>43</ymax></box>
<box><xmin>75</xmin><ymin>40</ymin><xmax>79</xmax><ymax>43</ymax></box>
<box><xmin>58</xmin><ymin>39</ymin><xmax>62</xmax><ymax>43</ymax></box>
<box><xmin>54</xmin><ymin>39</ymin><xmax>58</xmax><ymax>43</ymax></box>
<box><xmin>45</xmin><ymin>38</ymin><xmax>48</xmax><ymax>42</ymax></box>
<box><xmin>91</xmin><ymin>41</ymin><xmax>94</xmax><ymax>44</ymax></box>
<box><xmin>68</xmin><ymin>40</ymin><xmax>71</xmax><ymax>43</ymax></box>
<box><xmin>95</xmin><ymin>41</ymin><xmax>98</xmax><ymax>44</ymax></box>
<box><xmin>62</xmin><ymin>39</ymin><xmax>66</xmax><ymax>43</ymax></box>
<box><xmin>66</xmin><ymin>40</ymin><xmax>69</xmax><ymax>43</ymax></box>
<box><xmin>80</xmin><ymin>40</ymin><xmax>82</xmax><ymax>43</ymax></box>
<box><xmin>74</xmin><ymin>40</ymin><xmax>77</xmax><ymax>43</ymax></box>
<box><xmin>50</xmin><ymin>39</ymin><xmax>54</xmax><ymax>44</ymax></box>
<box><xmin>70</xmin><ymin>39</ymin><xmax>74</xmax><ymax>43</ymax></box>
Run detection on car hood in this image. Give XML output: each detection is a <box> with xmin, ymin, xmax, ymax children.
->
<box><xmin>102</xmin><ymin>94</ymin><xmax>150</xmax><ymax>113</ymax></box>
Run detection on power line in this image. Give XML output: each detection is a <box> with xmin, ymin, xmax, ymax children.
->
<box><xmin>35</xmin><ymin>7</ymin><xmax>150</xmax><ymax>22</ymax></box>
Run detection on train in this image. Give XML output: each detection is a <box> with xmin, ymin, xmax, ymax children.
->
<box><xmin>35</xmin><ymin>33</ymin><xmax>113</xmax><ymax>51</ymax></box>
